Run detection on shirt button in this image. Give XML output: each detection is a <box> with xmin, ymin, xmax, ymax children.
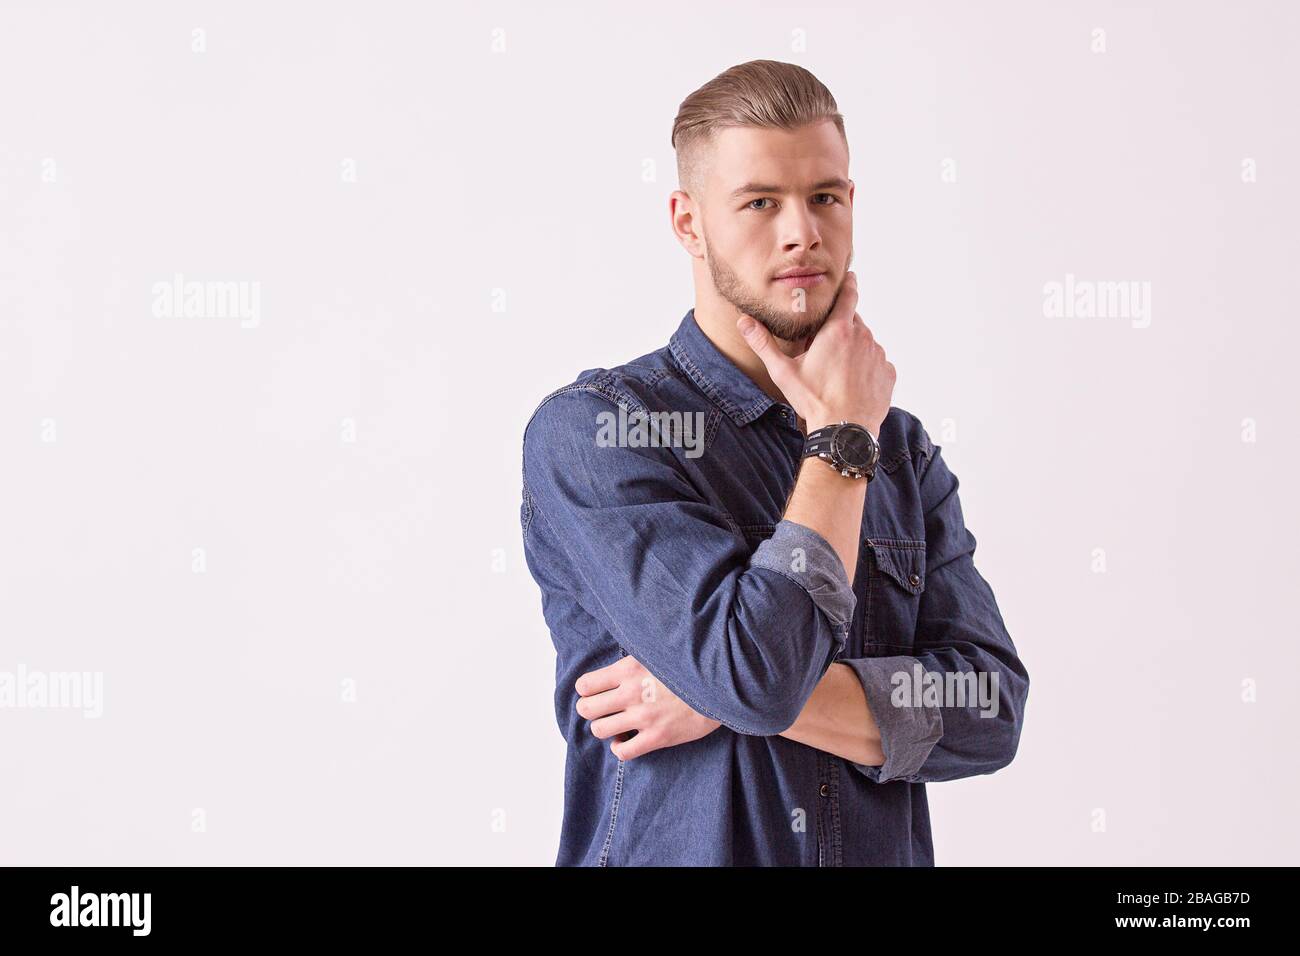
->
<box><xmin>909</xmin><ymin>573</ymin><xmax>921</xmax><ymax>587</ymax></box>
<box><xmin>819</xmin><ymin>783</ymin><xmax>830</xmax><ymax>798</ymax></box>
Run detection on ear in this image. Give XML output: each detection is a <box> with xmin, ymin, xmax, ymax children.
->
<box><xmin>669</xmin><ymin>189</ymin><xmax>705</xmax><ymax>256</ymax></box>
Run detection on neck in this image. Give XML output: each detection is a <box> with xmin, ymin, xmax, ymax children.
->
<box><xmin>691</xmin><ymin>293</ymin><xmax>808</xmax><ymax>407</ymax></box>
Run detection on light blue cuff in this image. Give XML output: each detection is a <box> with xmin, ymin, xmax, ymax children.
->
<box><xmin>841</xmin><ymin>656</ymin><xmax>945</xmax><ymax>783</ymax></box>
<box><xmin>747</xmin><ymin>518</ymin><xmax>857</xmax><ymax>631</ymax></box>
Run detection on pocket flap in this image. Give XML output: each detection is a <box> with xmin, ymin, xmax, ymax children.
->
<box><xmin>865</xmin><ymin>538</ymin><xmax>926</xmax><ymax>595</ymax></box>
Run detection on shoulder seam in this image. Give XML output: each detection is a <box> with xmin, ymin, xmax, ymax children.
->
<box><xmin>520</xmin><ymin>377</ymin><xmax>671</xmax><ymax>538</ymax></box>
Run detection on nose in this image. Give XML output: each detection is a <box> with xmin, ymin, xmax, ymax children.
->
<box><xmin>779</xmin><ymin>204</ymin><xmax>821</xmax><ymax>253</ymax></box>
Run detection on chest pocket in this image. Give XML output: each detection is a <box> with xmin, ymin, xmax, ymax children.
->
<box><xmin>851</xmin><ymin>537</ymin><xmax>926</xmax><ymax>657</ymax></box>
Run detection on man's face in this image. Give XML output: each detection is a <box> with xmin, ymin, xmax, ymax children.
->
<box><xmin>694</xmin><ymin>121</ymin><xmax>854</xmax><ymax>342</ymax></box>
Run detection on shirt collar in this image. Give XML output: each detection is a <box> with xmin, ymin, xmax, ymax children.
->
<box><xmin>668</xmin><ymin>309</ymin><xmax>781</xmax><ymax>427</ymax></box>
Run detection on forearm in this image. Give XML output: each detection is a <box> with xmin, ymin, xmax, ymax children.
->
<box><xmin>782</xmin><ymin>456</ymin><xmax>869</xmax><ymax>588</ymax></box>
<box><xmin>778</xmin><ymin>662</ymin><xmax>884</xmax><ymax>766</ymax></box>
<box><xmin>774</xmin><ymin>460</ymin><xmax>875</xmax><ymax>757</ymax></box>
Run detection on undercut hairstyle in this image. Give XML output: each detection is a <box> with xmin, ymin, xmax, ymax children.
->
<box><xmin>671</xmin><ymin>59</ymin><xmax>848</xmax><ymax>199</ymax></box>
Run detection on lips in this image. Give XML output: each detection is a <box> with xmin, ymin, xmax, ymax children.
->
<box><xmin>773</xmin><ymin>270</ymin><xmax>827</xmax><ymax>289</ymax></box>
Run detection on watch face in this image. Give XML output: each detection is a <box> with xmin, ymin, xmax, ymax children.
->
<box><xmin>832</xmin><ymin>425</ymin><xmax>876</xmax><ymax>469</ymax></box>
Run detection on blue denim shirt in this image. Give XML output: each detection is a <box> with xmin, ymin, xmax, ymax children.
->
<box><xmin>520</xmin><ymin>309</ymin><xmax>1029</xmax><ymax>866</ymax></box>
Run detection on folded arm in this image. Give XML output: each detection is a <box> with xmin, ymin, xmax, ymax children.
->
<box><xmin>523</xmin><ymin>386</ymin><xmax>863</xmax><ymax>737</ymax></box>
<box><xmin>577</xmin><ymin>436</ymin><xmax>1030</xmax><ymax>779</ymax></box>
<box><xmin>785</xmin><ymin>438</ymin><xmax>1030</xmax><ymax>781</ymax></box>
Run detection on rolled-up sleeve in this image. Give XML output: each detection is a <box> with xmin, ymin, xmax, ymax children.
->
<box><xmin>840</xmin><ymin>656</ymin><xmax>944</xmax><ymax>781</ymax></box>
<box><xmin>748</xmin><ymin>519</ymin><xmax>857</xmax><ymax>633</ymax></box>
<box><xmin>522</xmin><ymin>387</ymin><xmax>855</xmax><ymax>736</ymax></box>
<box><xmin>843</xmin><ymin>435</ymin><xmax>1029</xmax><ymax>784</ymax></box>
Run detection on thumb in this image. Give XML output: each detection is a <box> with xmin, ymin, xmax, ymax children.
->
<box><xmin>737</xmin><ymin>315</ymin><xmax>792</xmax><ymax>379</ymax></box>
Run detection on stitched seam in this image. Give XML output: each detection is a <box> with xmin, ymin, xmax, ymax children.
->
<box><xmin>866</xmin><ymin>537</ymin><xmax>925</xmax><ymax>549</ymax></box>
<box><xmin>597</xmin><ymin>758</ymin><xmax>627</xmax><ymax>867</ymax></box>
<box><xmin>669</xmin><ymin>337</ymin><xmax>745</xmax><ymax>423</ymax></box>
<box><xmin>830</xmin><ymin>760</ymin><xmax>844</xmax><ymax>866</ymax></box>
<box><xmin>642</xmin><ymin>367</ymin><xmax>671</xmax><ymax>388</ymax></box>
<box><xmin>864</xmin><ymin>538</ymin><xmax>927</xmax><ymax>593</ymax></box>
<box><xmin>864</xmin><ymin>560</ymin><xmax>875</xmax><ymax>635</ymax></box>
<box><xmin>521</xmin><ymin>485</ymin><xmax>534</xmax><ymax>535</ymax></box>
<box><xmin>704</xmin><ymin>408</ymin><xmax>721</xmax><ymax>449</ymax></box>
<box><xmin>670</xmin><ymin>335</ymin><xmax>776</xmax><ymax>426</ymax></box>
<box><xmin>879</xmin><ymin>447</ymin><xmax>912</xmax><ymax>474</ymax></box>
<box><xmin>523</xmin><ymin>377</ymin><xmax>648</xmax><ymax>432</ymax></box>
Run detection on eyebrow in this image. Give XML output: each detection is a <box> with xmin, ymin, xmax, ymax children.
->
<box><xmin>728</xmin><ymin>177</ymin><xmax>850</xmax><ymax>200</ymax></box>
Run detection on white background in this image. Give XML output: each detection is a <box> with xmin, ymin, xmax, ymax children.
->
<box><xmin>2</xmin><ymin>0</ymin><xmax>1296</xmax><ymax>865</ymax></box>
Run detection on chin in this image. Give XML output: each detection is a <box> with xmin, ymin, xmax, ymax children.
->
<box><xmin>766</xmin><ymin>310</ymin><xmax>827</xmax><ymax>343</ymax></box>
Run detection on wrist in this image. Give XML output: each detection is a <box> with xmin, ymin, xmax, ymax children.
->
<box><xmin>805</xmin><ymin>410</ymin><xmax>852</xmax><ymax>434</ymax></box>
<box><xmin>801</xmin><ymin>419</ymin><xmax>881</xmax><ymax>482</ymax></box>
<box><xmin>805</xmin><ymin>415</ymin><xmax>878</xmax><ymax>441</ymax></box>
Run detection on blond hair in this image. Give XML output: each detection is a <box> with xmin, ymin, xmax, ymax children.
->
<box><xmin>671</xmin><ymin>59</ymin><xmax>847</xmax><ymax>197</ymax></box>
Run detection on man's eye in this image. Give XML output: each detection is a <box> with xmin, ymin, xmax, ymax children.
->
<box><xmin>748</xmin><ymin>195</ymin><xmax>838</xmax><ymax>210</ymax></box>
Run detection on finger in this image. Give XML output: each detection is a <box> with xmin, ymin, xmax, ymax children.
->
<box><xmin>575</xmin><ymin>661</ymin><xmax>622</xmax><ymax>697</ymax></box>
<box><xmin>590</xmin><ymin>709</ymin><xmax>640</xmax><ymax>741</ymax></box>
<box><xmin>824</xmin><ymin>275</ymin><xmax>860</xmax><ymax>330</ymax></box>
<box><xmin>575</xmin><ymin>685</ymin><xmax>630</xmax><ymax>720</ymax></box>
<box><xmin>612</xmin><ymin>729</ymin><xmax>661</xmax><ymax>761</ymax></box>
<box><xmin>617</xmin><ymin>655</ymin><xmax>650</xmax><ymax>679</ymax></box>
<box><xmin>736</xmin><ymin>315</ymin><xmax>793</xmax><ymax>379</ymax></box>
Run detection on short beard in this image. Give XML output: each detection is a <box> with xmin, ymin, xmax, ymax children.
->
<box><xmin>706</xmin><ymin>246</ymin><xmax>847</xmax><ymax>343</ymax></box>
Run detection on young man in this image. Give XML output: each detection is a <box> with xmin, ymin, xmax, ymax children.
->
<box><xmin>520</xmin><ymin>60</ymin><xmax>1029</xmax><ymax>866</ymax></box>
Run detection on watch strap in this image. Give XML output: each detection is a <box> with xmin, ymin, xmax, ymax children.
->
<box><xmin>802</xmin><ymin>420</ymin><xmax>880</xmax><ymax>480</ymax></box>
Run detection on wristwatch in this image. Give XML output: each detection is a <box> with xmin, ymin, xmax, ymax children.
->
<box><xmin>802</xmin><ymin>420</ymin><xmax>880</xmax><ymax>481</ymax></box>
